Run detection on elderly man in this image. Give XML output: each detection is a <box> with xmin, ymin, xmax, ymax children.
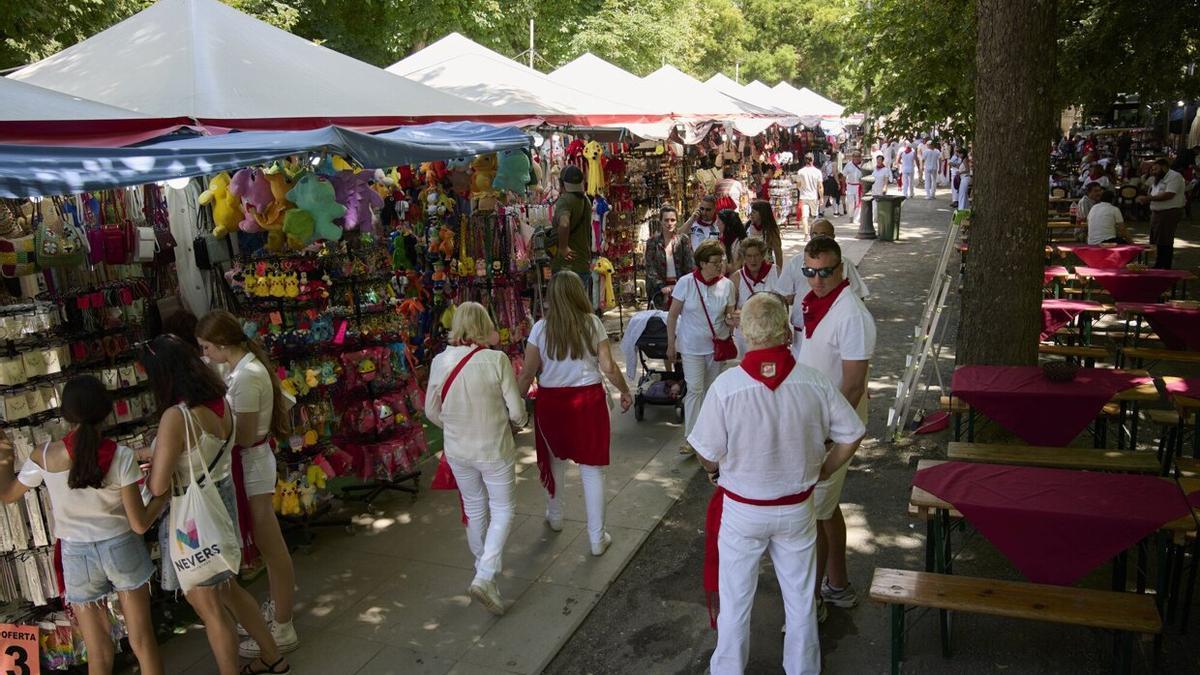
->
<box><xmin>1138</xmin><ymin>158</ymin><xmax>1187</xmax><ymax>269</ymax></box>
<box><xmin>778</xmin><ymin>236</ymin><xmax>876</xmax><ymax>618</ymax></box>
<box><xmin>691</xmin><ymin>292</ymin><xmax>865</xmax><ymax>675</ymax></box>
<box><xmin>686</xmin><ymin>194</ymin><xmax>722</xmax><ymax>251</ymax></box>
<box><xmin>644</xmin><ymin>204</ymin><xmax>694</xmax><ymax>306</ymax></box>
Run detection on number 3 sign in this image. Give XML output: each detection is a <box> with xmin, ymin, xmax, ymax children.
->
<box><xmin>0</xmin><ymin>624</ymin><xmax>38</xmax><ymax>675</ymax></box>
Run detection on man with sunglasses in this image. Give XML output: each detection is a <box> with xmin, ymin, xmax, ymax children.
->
<box><xmin>778</xmin><ymin>236</ymin><xmax>875</xmax><ymax>621</ymax></box>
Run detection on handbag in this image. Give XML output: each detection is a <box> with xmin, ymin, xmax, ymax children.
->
<box><xmin>695</xmin><ymin>279</ymin><xmax>737</xmax><ymax>362</ymax></box>
<box><xmin>169</xmin><ymin>403</ymin><xmax>241</xmax><ymax>591</ymax></box>
<box><xmin>135</xmin><ymin>226</ymin><xmax>157</xmax><ymax>262</ymax></box>
<box><xmin>35</xmin><ymin>200</ymin><xmax>87</xmax><ymax>269</ymax></box>
<box><xmin>430</xmin><ymin>346</ymin><xmax>486</xmax><ymax>492</ymax></box>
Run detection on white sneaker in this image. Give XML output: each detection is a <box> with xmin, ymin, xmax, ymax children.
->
<box><xmin>238</xmin><ymin>619</ymin><xmax>299</xmax><ymax>658</ymax></box>
<box><xmin>469</xmin><ymin>579</ymin><xmax>506</xmax><ymax>616</ymax></box>
<box><xmin>545</xmin><ymin>511</ymin><xmax>563</xmax><ymax>532</ymax></box>
<box><xmin>591</xmin><ymin>531</ymin><xmax>612</xmax><ymax>556</ymax></box>
<box><xmin>237</xmin><ymin>600</ymin><xmax>274</xmax><ymax>638</ymax></box>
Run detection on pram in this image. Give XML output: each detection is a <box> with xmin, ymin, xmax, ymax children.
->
<box><xmin>632</xmin><ymin>316</ymin><xmax>685</xmax><ymax>423</ymax></box>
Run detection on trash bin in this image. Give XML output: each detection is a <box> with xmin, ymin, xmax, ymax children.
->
<box><xmin>875</xmin><ymin>195</ymin><xmax>905</xmax><ymax>241</ymax></box>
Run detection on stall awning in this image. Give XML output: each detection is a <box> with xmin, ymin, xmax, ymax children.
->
<box><xmin>0</xmin><ymin>78</ymin><xmax>191</xmax><ymax>147</ymax></box>
<box><xmin>0</xmin><ymin>123</ymin><xmax>531</xmax><ymax>198</ymax></box>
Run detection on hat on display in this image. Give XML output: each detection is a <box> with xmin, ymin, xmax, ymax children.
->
<box><xmin>561</xmin><ymin>165</ymin><xmax>584</xmax><ymax>192</ymax></box>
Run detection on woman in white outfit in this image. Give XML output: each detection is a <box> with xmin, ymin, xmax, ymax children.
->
<box><xmin>667</xmin><ymin>239</ymin><xmax>737</xmax><ymax>454</ymax></box>
<box><xmin>732</xmin><ymin>237</ymin><xmax>780</xmax><ymax>356</ymax></box>
<box><xmin>517</xmin><ymin>272</ymin><xmax>632</xmax><ymax>557</ymax></box>
<box><xmin>425</xmin><ymin>302</ymin><xmax>527</xmax><ymax>615</ymax></box>
<box><xmin>196</xmin><ymin>310</ymin><xmax>299</xmax><ymax>659</ymax></box>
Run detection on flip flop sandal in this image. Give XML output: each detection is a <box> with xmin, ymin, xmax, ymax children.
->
<box><xmin>240</xmin><ymin>657</ymin><xmax>290</xmax><ymax>675</ymax></box>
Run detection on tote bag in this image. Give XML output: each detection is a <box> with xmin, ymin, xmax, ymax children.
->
<box><xmin>169</xmin><ymin>403</ymin><xmax>241</xmax><ymax>590</ymax></box>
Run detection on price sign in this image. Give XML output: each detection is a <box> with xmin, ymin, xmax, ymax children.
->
<box><xmin>0</xmin><ymin>624</ymin><xmax>38</xmax><ymax>675</ymax></box>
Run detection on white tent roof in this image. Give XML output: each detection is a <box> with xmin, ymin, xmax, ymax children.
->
<box><xmin>704</xmin><ymin>74</ymin><xmax>792</xmax><ymax>117</ymax></box>
<box><xmin>548</xmin><ymin>53</ymin><xmax>677</xmax><ymax>137</ymax></box>
<box><xmin>0</xmin><ymin>77</ymin><xmax>147</xmax><ymax>121</ymax></box>
<box><xmin>9</xmin><ymin>0</ymin><xmax>502</xmax><ymax>129</ymax></box>
<box><xmin>643</xmin><ymin>65</ymin><xmax>772</xmax><ymax>118</ymax></box>
<box><xmin>389</xmin><ymin>39</ymin><xmax>663</xmax><ymax>125</ymax></box>
<box><xmin>772</xmin><ymin>82</ymin><xmax>845</xmax><ymax>118</ymax></box>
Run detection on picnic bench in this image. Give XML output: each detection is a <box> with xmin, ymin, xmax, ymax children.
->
<box><xmin>1038</xmin><ymin>344</ymin><xmax>1111</xmax><ymax>367</ymax></box>
<box><xmin>870</xmin><ymin>567</ymin><xmax>1161</xmax><ymax>675</ymax></box>
<box><xmin>946</xmin><ymin>441</ymin><xmax>1160</xmax><ymax>473</ymax></box>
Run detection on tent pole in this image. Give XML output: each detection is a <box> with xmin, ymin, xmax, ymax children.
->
<box><xmin>529</xmin><ymin>20</ymin><xmax>535</xmax><ymax>69</ymax></box>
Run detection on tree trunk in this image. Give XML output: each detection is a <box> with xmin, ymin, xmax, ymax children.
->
<box><xmin>959</xmin><ymin>0</ymin><xmax>1057</xmax><ymax>366</ymax></box>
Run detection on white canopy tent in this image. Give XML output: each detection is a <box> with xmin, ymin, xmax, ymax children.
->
<box><xmin>772</xmin><ymin>82</ymin><xmax>846</xmax><ymax>118</ymax></box>
<box><xmin>0</xmin><ymin>77</ymin><xmax>189</xmax><ymax>145</ymax></box>
<box><xmin>389</xmin><ymin>36</ymin><xmax>666</xmax><ymax>127</ymax></box>
<box><xmin>548</xmin><ymin>53</ymin><xmax>677</xmax><ymax>138</ymax></box>
<box><xmin>643</xmin><ymin>66</ymin><xmax>781</xmax><ymax>136</ymax></box>
<box><xmin>9</xmin><ymin>0</ymin><xmax>505</xmax><ymax>131</ymax></box>
<box><xmin>705</xmin><ymin>74</ymin><xmax>799</xmax><ymax>127</ymax></box>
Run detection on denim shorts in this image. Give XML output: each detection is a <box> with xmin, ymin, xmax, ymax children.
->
<box><xmin>159</xmin><ymin>476</ymin><xmax>239</xmax><ymax>592</ymax></box>
<box><xmin>61</xmin><ymin>530</ymin><xmax>155</xmax><ymax>604</ymax></box>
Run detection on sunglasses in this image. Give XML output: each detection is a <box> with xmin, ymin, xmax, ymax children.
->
<box><xmin>801</xmin><ymin>262</ymin><xmax>842</xmax><ymax>278</ymax></box>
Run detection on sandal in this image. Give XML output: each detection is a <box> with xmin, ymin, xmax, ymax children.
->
<box><xmin>240</xmin><ymin>656</ymin><xmax>290</xmax><ymax>675</ymax></box>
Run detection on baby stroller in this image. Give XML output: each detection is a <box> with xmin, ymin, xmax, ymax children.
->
<box><xmin>633</xmin><ymin>315</ymin><xmax>686</xmax><ymax>423</ymax></box>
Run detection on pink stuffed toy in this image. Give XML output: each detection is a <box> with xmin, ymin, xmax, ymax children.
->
<box><xmin>332</xmin><ymin>170</ymin><xmax>384</xmax><ymax>231</ymax></box>
<box><xmin>229</xmin><ymin>168</ymin><xmax>275</xmax><ymax>233</ymax></box>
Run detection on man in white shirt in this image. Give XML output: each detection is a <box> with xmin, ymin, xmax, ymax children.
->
<box><xmin>690</xmin><ymin>292</ymin><xmax>864</xmax><ymax>675</ymax></box>
<box><xmin>1086</xmin><ymin>190</ymin><xmax>1130</xmax><ymax>244</ymax></box>
<box><xmin>686</xmin><ymin>194</ymin><xmax>721</xmax><ymax>252</ymax></box>
<box><xmin>809</xmin><ymin>220</ymin><xmax>869</xmax><ymax>299</ymax></box>
<box><xmin>821</xmin><ymin>153</ymin><xmax>837</xmax><ymax>180</ymax></box>
<box><xmin>777</xmin><ymin>236</ymin><xmax>875</xmax><ymax>618</ymax></box>
<box><xmin>795</xmin><ymin>153</ymin><xmax>824</xmax><ymax>236</ymax></box>
<box><xmin>897</xmin><ymin>142</ymin><xmax>917</xmax><ymax>199</ymax></box>
<box><xmin>1137</xmin><ymin>158</ymin><xmax>1186</xmax><ymax>268</ymax></box>
<box><xmin>842</xmin><ymin>151</ymin><xmax>865</xmax><ymax>223</ymax></box>
<box><xmin>947</xmin><ymin>149</ymin><xmax>963</xmax><ymax>203</ymax></box>
<box><xmin>922</xmin><ymin>142</ymin><xmax>942</xmax><ymax>199</ymax></box>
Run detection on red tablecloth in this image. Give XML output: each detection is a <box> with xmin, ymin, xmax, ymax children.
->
<box><xmin>1165</xmin><ymin>377</ymin><xmax>1200</xmax><ymax>402</ymax></box>
<box><xmin>1136</xmin><ymin>304</ymin><xmax>1200</xmax><ymax>351</ymax></box>
<box><xmin>914</xmin><ymin>462</ymin><xmax>1200</xmax><ymax>585</ymax></box>
<box><xmin>951</xmin><ymin>365</ymin><xmax>1153</xmax><ymax>446</ymax></box>
<box><xmin>1044</xmin><ymin>266</ymin><xmax>1071</xmax><ymax>285</ymax></box>
<box><xmin>1041</xmin><ymin>299</ymin><xmax>1103</xmax><ymax>341</ymax></box>
<box><xmin>1076</xmin><ymin>267</ymin><xmax>1192</xmax><ymax>303</ymax></box>
<box><xmin>1056</xmin><ymin>243</ymin><xmax>1144</xmax><ymax>269</ymax></box>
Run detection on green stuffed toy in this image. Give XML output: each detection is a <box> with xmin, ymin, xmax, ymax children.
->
<box><xmin>286</xmin><ymin>174</ymin><xmax>346</xmax><ymax>243</ymax></box>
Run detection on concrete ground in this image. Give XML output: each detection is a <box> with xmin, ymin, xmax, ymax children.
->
<box><xmin>544</xmin><ymin>190</ymin><xmax>1200</xmax><ymax>675</ymax></box>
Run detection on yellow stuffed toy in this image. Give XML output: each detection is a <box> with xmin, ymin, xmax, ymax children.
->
<box><xmin>199</xmin><ymin>172</ymin><xmax>243</xmax><ymax>237</ymax></box>
<box><xmin>278</xmin><ymin>479</ymin><xmax>301</xmax><ymax>516</ymax></box>
<box><xmin>593</xmin><ymin>256</ymin><xmax>616</xmax><ymax>310</ymax></box>
<box><xmin>470</xmin><ymin>153</ymin><xmax>498</xmax><ymax>210</ymax></box>
<box><xmin>306</xmin><ymin>464</ymin><xmax>328</xmax><ymax>490</ymax></box>
<box><xmin>254</xmin><ymin>172</ymin><xmax>295</xmax><ymax>249</ymax></box>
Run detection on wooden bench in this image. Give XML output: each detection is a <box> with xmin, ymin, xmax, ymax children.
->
<box><xmin>870</xmin><ymin>567</ymin><xmax>1162</xmax><ymax>675</ymax></box>
<box><xmin>1121</xmin><ymin>347</ymin><xmax>1200</xmax><ymax>369</ymax></box>
<box><xmin>1039</xmin><ymin>344</ymin><xmax>1110</xmax><ymax>367</ymax></box>
<box><xmin>947</xmin><ymin>441</ymin><xmax>1160</xmax><ymax>473</ymax></box>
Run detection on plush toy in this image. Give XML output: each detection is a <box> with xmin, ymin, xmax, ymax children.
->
<box><xmin>252</xmin><ymin>172</ymin><xmax>295</xmax><ymax>248</ymax></box>
<box><xmin>198</xmin><ymin>172</ymin><xmax>243</xmax><ymax>237</ymax></box>
<box><xmin>420</xmin><ymin>161</ymin><xmax>447</xmax><ymax>187</ymax></box>
<box><xmin>287</xmin><ymin>174</ymin><xmax>346</xmax><ymax>242</ymax></box>
<box><xmin>306</xmin><ymin>463</ymin><xmax>329</xmax><ymax>490</ymax></box>
<box><xmin>299</xmin><ymin>484</ymin><xmax>317</xmax><ymax>513</ymax></box>
<box><xmin>435</xmin><ymin>226</ymin><xmax>455</xmax><ymax>258</ymax></box>
<box><xmin>229</xmin><ymin>168</ymin><xmax>275</xmax><ymax>233</ymax></box>
<box><xmin>332</xmin><ymin>170</ymin><xmax>384</xmax><ymax>231</ymax></box>
<box><xmin>493</xmin><ymin>149</ymin><xmax>532</xmax><ymax>194</ymax></box>
<box><xmin>446</xmin><ymin>156</ymin><xmax>472</xmax><ymax>171</ymax></box>
<box><xmin>270</xmin><ymin>274</ymin><xmax>286</xmax><ymax>298</ymax></box>
<box><xmin>272</xmin><ymin>480</ymin><xmax>284</xmax><ymax>512</ymax></box>
<box><xmin>582</xmin><ymin>140</ymin><xmax>605</xmax><ymax>195</ymax></box>
<box><xmin>371</xmin><ymin>168</ymin><xmax>397</xmax><ymax>199</ymax></box>
<box><xmin>283</xmin><ymin>209</ymin><xmax>315</xmax><ymax>249</ymax></box>
<box><xmin>448</xmin><ymin>167</ymin><xmax>472</xmax><ymax>197</ymax></box>
<box><xmin>285</xmin><ymin>276</ymin><xmax>300</xmax><ymax>298</ymax></box>
<box><xmin>470</xmin><ymin>153</ymin><xmax>498</xmax><ymax>201</ymax></box>
<box><xmin>278</xmin><ymin>480</ymin><xmax>301</xmax><ymax>516</ymax></box>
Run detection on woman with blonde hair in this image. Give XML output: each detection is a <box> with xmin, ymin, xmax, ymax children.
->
<box><xmin>426</xmin><ymin>302</ymin><xmax>527</xmax><ymax>615</ymax></box>
<box><xmin>517</xmin><ymin>272</ymin><xmax>632</xmax><ymax>556</ymax></box>
<box><xmin>195</xmin><ymin>310</ymin><xmax>298</xmax><ymax>659</ymax></box>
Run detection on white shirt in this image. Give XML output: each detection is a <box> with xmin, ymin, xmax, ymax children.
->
<box><xmin>1086</xmin><ymin>202</ymin><xmax>1124</xmax><ymax>244</ymax></box>
<box><xmin>688</xmin><ymin>363</ymin><xmax>865</xmax><ymax>500</ymax></box>
<box><xmin>845</xmin><ymin>259</ymin><xmax>870</xmax><ymax>299</ymax></box>
<box><xmin>671</xmin><ymin>273</ymin><xmax>735</xmax><ymax>356</ymax></box>
<box><xmin>796</xmin><ymin>166</ymin><xmax>824</xmax><ymax>200</ymax></box>
<box><xmin>664</xmin><ymin>236</ymin><xmax>678</xmax><ymax>279</ymax></box>
<box><xmin>842</xmin><ymin>161</ymin><xmax>864</xmax><ymax>185</ymax></box>
<box><xmin>792</xmin><ymin>289</ymin><xmax>876</xmax><ymax>392</ymax></box>
<box><xmin>528</xmin><ymin>315</ymin><xmax>608</xmax><ymax>388</ymax></box>
<box><xmin>226</xmin><ymin>353</ymin><xmax>272</xmax><ymax>442</ymax></box>
<box><xmin>821</xmin><ymin>160</ymin><xmax>837</xmax><ymax>179</ymax></box>
<box><xmin>899</xmin><ymin>148</ymin><xmax>916</xmax><ymax>173</ymax></box>
<box><xmin>425</xmin><ymin>345</ymin><xmax>527</xmax><ymax>462</ymax></box>
<box><xmin>19</xmin><ymin>444</ymin><xmax>141</xmax><ymax>542</ymax></box>
<box><xmin>735</xmin><ymin>264</ymin><xmax>781</xmax><ymax>309</ymax></box>
<box><xmin>871</xmin><ymin>167</ymin><xmax>891</xmax><ymax>195</ymax></box>
<box><xmin>1150</xmin><ymin>170</ymin><xmax>1187</xmax><ymax>211</ymax></box>
<box><xmin>690</xmin><ymin>221</ymin><xmax>720</xmax><ymax>252</ymax></box>
<box><xmin>948</xmin><ymin>154</ymin><xmax>962</xmax><ymax>175</ymax></box>
<box><xmin>922</xmin><ymin>148</ymin><xmax>942</xmax><ymax>172</ymax></box>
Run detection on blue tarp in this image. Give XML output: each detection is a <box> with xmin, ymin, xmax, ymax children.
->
<box><xmin>0</xmin><ymin>122</ymin><xmax>531</xmax><ymax>197</ymax></box>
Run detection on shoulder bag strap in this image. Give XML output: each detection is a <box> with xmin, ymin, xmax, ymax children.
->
<box><xmin>694</xmin><ymin>280</ymin><xmax>719</xmax><ymax>339</ymax></box>
<box><xmin>441</xmin><ymin>346</ymin><xmax>486</xmax><ymax>404</ymax></box>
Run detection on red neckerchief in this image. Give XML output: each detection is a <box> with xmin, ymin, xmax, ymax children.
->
<box><xmin>801</xmin><ymin>279</ymin><xmax>851</xmax><ymax>337</ymax></box>
<box><xmin>739</xmin><ymin>345</ymin><xmax>795</xmax><ymax>390</ymax></box>
<box><xmin>63</xmin><ymin>429</ymin><xmax>118</xmax><ymax>475</ymax></box>
<box><xmin>693</xmin><ymin>268</ymin><xmax>721</xmax><ymax>287</ymax></box>
<box><xmin>741</xmin><ymin>262</ymin><xmax>772</xmax><ymax>288</ymax></box>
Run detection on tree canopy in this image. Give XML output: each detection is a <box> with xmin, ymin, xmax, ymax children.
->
<box><xmin>2</xmin><ymin>0</ymin><xmax>1197</xmax><ymax>140</ymax></box>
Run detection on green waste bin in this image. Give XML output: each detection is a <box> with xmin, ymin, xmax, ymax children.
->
<box><xmin>875</xmin><ymin>195</ymin><xmax>905</xmax><ymax>241</ymax></box>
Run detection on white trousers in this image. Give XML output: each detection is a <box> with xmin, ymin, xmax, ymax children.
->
<box><xmin>924</xmin><ymin>170</ymin><xmax>938</xmax><ymax>198</ymax></box>
<box><xmin>545</xmin><ymin>455</ymin><xmax>606</xmax><ymax>546</ymax></box>
<box><xmin>957</xmin><ymin>175</ymin><xmax>971</xmax><ymax>210</ymax></box>
<box><xmin>711</xmin><ymin>498</ymin><xmax>820</xmax><ymax>675</ymax></box>
<box><xmin>901</xmin><ymin>170</ymin><xmax>915</xmax><ymax>198</ymax></box>
<box><xmin>447</xmin><ymin>456</ymin><xmax>515</xmax><ymax>582</ymax></box>
<box><xmin>845</xmin><ymin>184</ymin><xmax>862</xmax><ymax>222</ymax></box>
<box><xmin>949</xmin><ymin>171</ymin><xmax>960</xmax><ymax>203</ymax></box>
<box><xmin>682</xmin><ymin>353</ymin><xmax>723</xmax><ymax>437</ymax></box>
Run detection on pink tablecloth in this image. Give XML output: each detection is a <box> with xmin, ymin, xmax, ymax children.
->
<box><xmin>951</xmin><ymin>365</ymin><xmax>1153</xmax><ymax>446</ymax></box>
<box><xmin>1044</xmin><ymin>266</ymin><xmax>1071</xmax><ymax>285</ymax></box>
<box><xmin>1041</xmin><ymin>299</ymin><xmax>1103</xmax><ymax>341</ymax></box>
<box><xmin>1056</xmin><ymin>243</ymin><xmax>1144</xmax><ymax>269</ymax></box>
<box><xmin>1165</xmin><ymin>377</ymin><xmax>1200</xmax><ymax>402</ymax></box>
<box><xmin>1076</xmin><ymin>266</ymin><xmax>1192</xmax><ymax>303</ymax></box>
<box><xmin>1138</xmin><ymin>304</ymin><xmax>1200</xmax><ymax>351</ymax></box>
<box><xmin>914</xmin><ymin>461</ymin><xmax>1199</xmax><ymax>585</ymax></box>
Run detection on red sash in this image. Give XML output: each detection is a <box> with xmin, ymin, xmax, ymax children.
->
<box><xmin>703</xmin><ymin>485</ymin><xmax>815</xmax><ymax>628</ymax></box>
<box><xmin>534</xmin><ymin>383</ymin><xmax>610</xmax><ymax>497</ymax></box>
<box><xmin>230</xmin><ymin>434</ymin><xmax>275</xmax><ymax>564</ymax></box>
<box><xmin>431</xmin><ymin>346</ymin><xmax>486</xmax><ymax>524</ymax></box>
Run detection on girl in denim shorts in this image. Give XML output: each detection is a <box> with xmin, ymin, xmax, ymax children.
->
<box><xmin>0</xmin><ymin>375</ymin><xmax>167</xmax><ymax>675</ymax></box>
